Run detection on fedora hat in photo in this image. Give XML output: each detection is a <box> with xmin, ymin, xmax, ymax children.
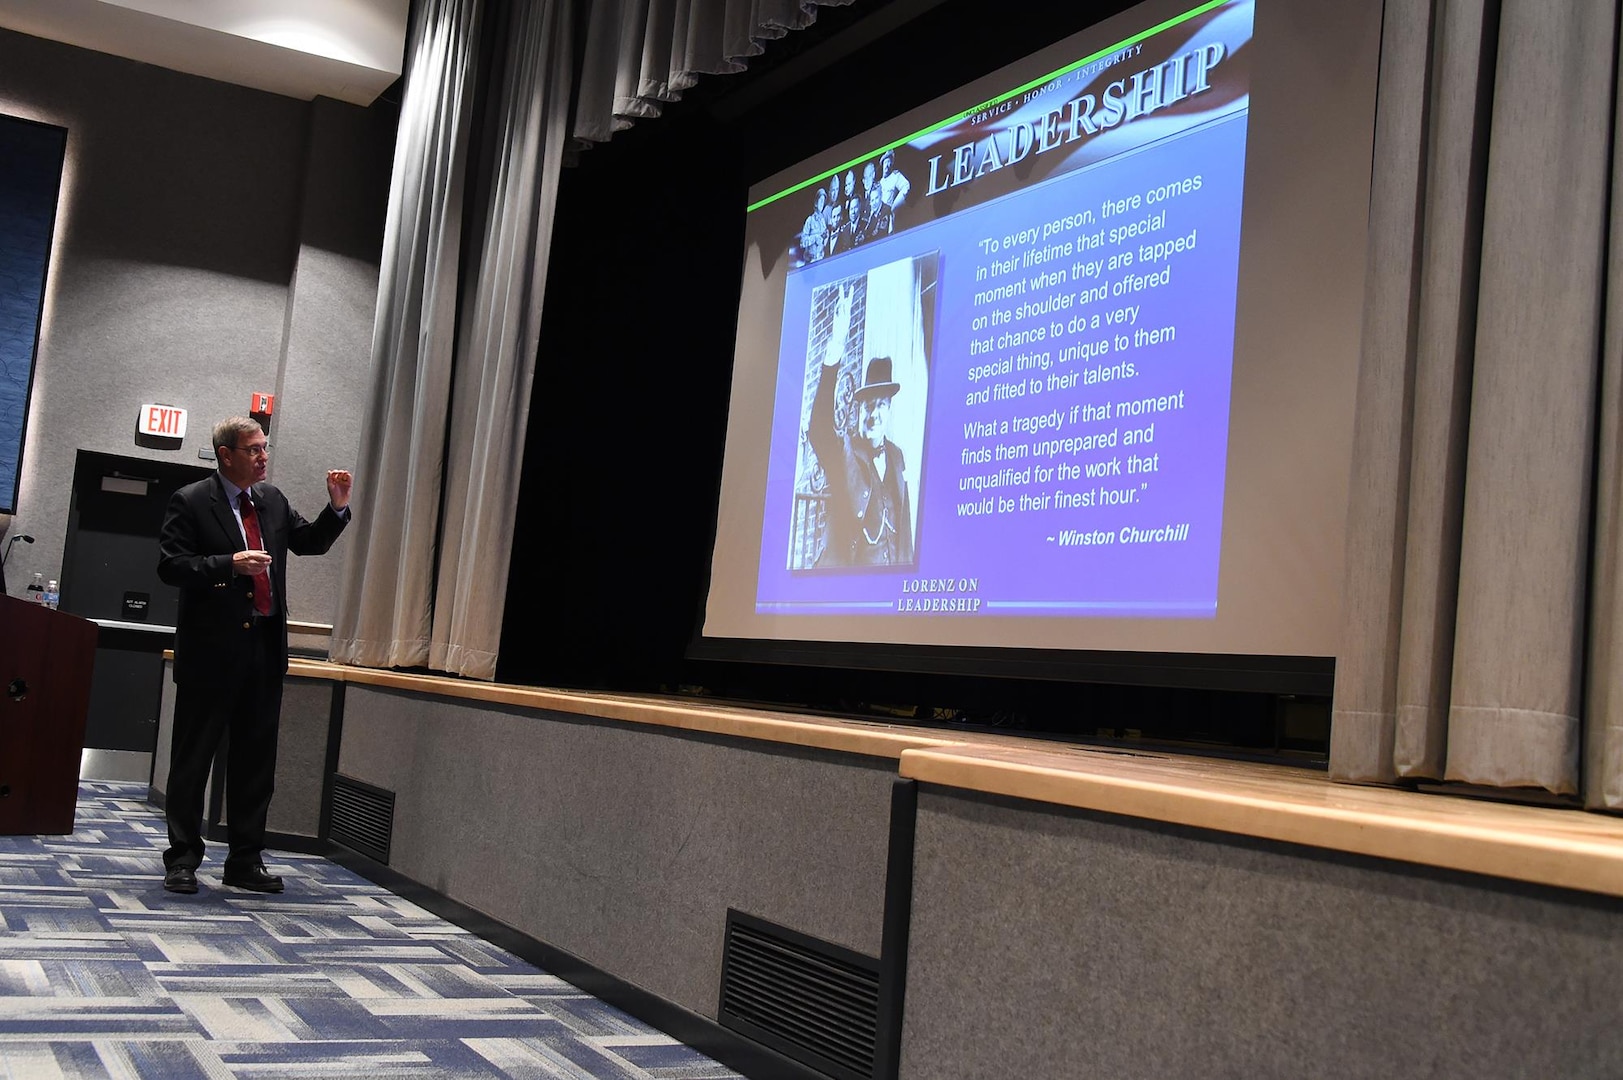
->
<box><xmin>853</xmin><ymin>356</ymin><xmax>900</xmax><ymax>401</ymax></box>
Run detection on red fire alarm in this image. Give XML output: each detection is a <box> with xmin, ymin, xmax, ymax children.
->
<box><xmin>250</xmin><ymin>392</ymin><xmax>275</xmax><ymax>415</ymax></box>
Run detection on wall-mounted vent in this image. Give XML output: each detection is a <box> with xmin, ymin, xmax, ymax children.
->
<box><xmin>719</xmin><ymin>909</ymin><xmax>880</xmax><ymax>1080</ymax></box>
<box><xmin>328</xmin><ymin>773</ymin><xmax>394</xmax><ymax>864</ymax></box>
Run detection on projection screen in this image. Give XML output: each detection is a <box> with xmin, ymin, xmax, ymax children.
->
<box><xmin>702</xmin><ymin>0</ymin><xmax>1382</xmax><ymax>674</ymax></box>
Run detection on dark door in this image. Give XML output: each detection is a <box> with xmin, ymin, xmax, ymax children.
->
<box><xmin>60</xmin><ymin>450</ymin><xmax>210</xmax><ymax>752</ymax></box>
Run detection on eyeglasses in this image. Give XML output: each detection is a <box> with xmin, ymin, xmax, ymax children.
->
<box><xmin>228</xmin><ymin>444</ymin><xmax>270</xmax><ymax>459</ymax></box>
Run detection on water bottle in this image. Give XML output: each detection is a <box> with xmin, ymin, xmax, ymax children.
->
<box><xmin>44</xmin><ymin>579</ymin><xmax>59</xmax><ymax>610</ymax></box>
<box><xmin>26</xmin><ymin>573</ymin><xmax>44</xmax><ymax>604</ymax></box>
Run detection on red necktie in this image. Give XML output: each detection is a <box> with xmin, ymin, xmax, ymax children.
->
<box><xmin>238</xmin><ymin>491</ymin><xmax>273</xmax><ymax>617</ymax></box>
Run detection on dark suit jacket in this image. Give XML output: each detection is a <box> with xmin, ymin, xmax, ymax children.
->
<box><xmin>157</xmin><ymin>474</ymin><xmax>348</xmax><ymax>686</ymax></box>
<box><xmin>807</xmin><ymin>364</ymin><xmax>915</xmax><ymax>567</ymax></box>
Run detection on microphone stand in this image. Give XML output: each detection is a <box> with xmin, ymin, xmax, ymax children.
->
<box><xmin>1</xmin><ymin>534</ymin><xmax>35</xmax><ymax>596</ymax></box>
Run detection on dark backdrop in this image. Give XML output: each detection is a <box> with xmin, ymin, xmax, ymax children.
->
<box><xmin>0</xmin><ymin>115</ymin><xmax>66</xmax><ymax>513</ymax></box>
<box><xmin>498</xmin><ymin>0</ymin><xmax>1329</xmax><ymax>760</ymax></box>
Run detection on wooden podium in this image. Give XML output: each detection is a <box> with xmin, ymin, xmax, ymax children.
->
<box><xmin>0</xmin><ymin>593</ymin><xmax>97</xmax><ymax>834</ymax></box>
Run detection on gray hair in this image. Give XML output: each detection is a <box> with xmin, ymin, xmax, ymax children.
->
<box><xmin>212</xmin><ymin>416</ymin><xmax>264</xmax><ymax>452</ymax></box>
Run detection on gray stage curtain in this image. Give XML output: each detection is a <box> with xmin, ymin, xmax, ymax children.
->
<box><xmin>428</xmin><ymin>0</ymin><xmax>573</xmax><ymax>678</ymax></box>
<box><xmin>333</xmin><ymin>0</ymin><xmax>844</xmax><ymax>679</ymax></box>
<box><xmin>1586</xmin><ymin>36</ymin><xmax>1623</xmax><ymax>810</ymax></box>
<box><xmin>331</xmin><ymin>0</ymin><xmax>570</xmax><ymax>680</ymax></box>
<box><xmin>1332</xmin><ymin>0</ymin><xmax>1623</xmax><ymax>806</ymax></box>
<box><xmin>330</xmin><ymin>0</ymin><xmax>483</xmax><ymax>672</ymax></box>
<box><xmin>572</xmin><ymin>0</ymin><xmax>855</xmax><ymax>147</ymax></box>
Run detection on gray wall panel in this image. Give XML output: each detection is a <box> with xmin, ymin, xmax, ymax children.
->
<box><xmin>338</xmin><ymin>686</ymin><xmax>895</xmax><ymax>1019</ymax></box>
<box><xmin>271</xmin><ymin>95</ymin><xmax>392</xmax><ymax>629</ymax></box>
<box><xmin>900</xmin><ymin>789</ymin><xmax>1623</xmax><ymax>1080</ymax></box>
<box><xmin>0</xmin><ymin>29</ymin><xmax>387</xmax><ymax>615</ymax></box>
<box><xmin>272</xmin><ymin>244</ymin><xmax>374</xmax><ymax>628</ymax></box>
<box><xmin>268</xmin><ymin>677</ymin><xmax>332</xmax><ymax>838</ymax></box>
<box><xmin>0</xmin><ymin>28</ymin><xmax>305</xmax><ymax>590</ymax></box>
<box><xmin>152</xmin><ymin>659</ymin><xmax>176</xmax><ymax>798</ymax></box>
<box><xmin>154</xmin><ymin>664</ymin><xmax>331</xmax><ymax>842</ymax></box>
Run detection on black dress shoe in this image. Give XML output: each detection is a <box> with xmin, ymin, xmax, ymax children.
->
<box><xmin>163</xmin><ymin>866</ymin><xmax>198</xmax><ymax>894</ymax></box>
<box><xmin>222</xmin><ymin>863</ymin><xmax>284</xmax><ymax>893</ymax></box>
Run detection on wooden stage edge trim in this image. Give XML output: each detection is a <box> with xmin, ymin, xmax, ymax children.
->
<box><xmin>897</xmin><ymin>745</ymin><xmax>1623</xmax><ymax>899</ymax></box>
<box><xmin>275</xmin><ymin>659</ymin><xmax>1623</xmax><ymax>899</ymax></box>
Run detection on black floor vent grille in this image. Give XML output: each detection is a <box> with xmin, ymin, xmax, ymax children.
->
<box><xmin>718</xmin><ymin>910</ymin><xmax>880</xmax><ymax>1080</ymax></box>
<box><xmin>328</xmin><ymin>774</ymin><xmax>394</xmax><ymax>864</ymax></box>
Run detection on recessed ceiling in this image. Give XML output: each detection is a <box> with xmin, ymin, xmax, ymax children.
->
<box><xmin>0</xmin><ymin>0</ymin><xmax>407</xmax><ymax>106</ymax></box>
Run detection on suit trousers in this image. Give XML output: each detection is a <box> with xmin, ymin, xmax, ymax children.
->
<box><xmin>163</xmin><ymin>619</ymin><xmax>284</xmax><ymax>871</ymax></box>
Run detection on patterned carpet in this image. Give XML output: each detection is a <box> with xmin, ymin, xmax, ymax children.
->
<box><xmin>0</xmin><ymin>782</ymin><xmax>743</xmax><ymax>1079</ymax></box>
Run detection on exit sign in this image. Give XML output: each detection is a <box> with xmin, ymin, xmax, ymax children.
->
<box><xmin>139</xmin><ymin>403</ymin><xmax>187</xmax><ymax>438</ymax></box>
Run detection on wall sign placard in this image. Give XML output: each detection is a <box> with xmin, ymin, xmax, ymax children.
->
<box><xmin>138</xmin><ymin>403</ymin><xmax>187</xmax><ymax>439</ymax></box>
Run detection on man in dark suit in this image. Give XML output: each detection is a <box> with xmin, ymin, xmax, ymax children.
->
<box><xmin>157</xmin><ymin>416</ymin><xmax>351</xmax><ymax>894</ymax></box>
<box><xmin>808</xmin><ymin>284</ymin><xmax>915</xmax><ymax>567</ymax></box>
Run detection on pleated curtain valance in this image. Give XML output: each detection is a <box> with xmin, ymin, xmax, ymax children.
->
<box><xmin>571</xmin><ymin>0</ymin><xmax>854</xmax><ymax>147</ymax></box>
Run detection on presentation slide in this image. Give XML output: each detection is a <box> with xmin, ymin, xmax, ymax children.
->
<box><xmin>705</xmin><ymin>0</ymin><xmax>1380</xmax><ymax>662</ymax></box>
